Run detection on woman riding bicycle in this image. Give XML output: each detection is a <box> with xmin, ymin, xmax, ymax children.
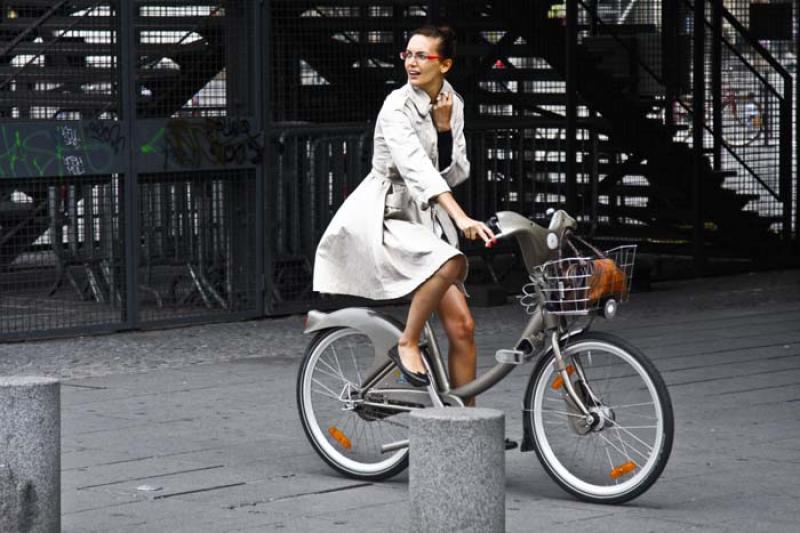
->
<box><xmin>313</xmin><ymin>25</ymin><xmax>493</xmax><ymax>399</ymax></box>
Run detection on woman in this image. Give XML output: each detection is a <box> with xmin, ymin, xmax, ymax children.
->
<box><xmin>313</xmin><ymin>26</ymin><xmax>493</xmax><ymax>400</ymax></box>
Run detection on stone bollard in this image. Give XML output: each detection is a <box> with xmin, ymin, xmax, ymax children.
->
<box><xmin>0</xmin><ymin>377</ymin><xmax>60</xmax><ymax>533</ymax></box>
<box><xmin>409</xmin><ymin>407</ymin><xmax>505</xmax><ymax>533</ymax></box>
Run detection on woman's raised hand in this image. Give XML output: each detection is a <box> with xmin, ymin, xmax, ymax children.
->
<box><xmin>432</xmin><ymin>91</ymin><xmax>453</xmax><ymax>132</ymax></box>
<box><xmin>457</xmin><ymin>216</ymin><xmax>495</xmax><ymax>243</ymax></box>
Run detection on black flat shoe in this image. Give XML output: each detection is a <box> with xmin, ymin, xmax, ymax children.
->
<box><xmin>387</xmin><ymin>345</ymin><xmax>429</xmax><ymax>387</ymax></box>
<box><xmin>504</xmin><ymin>438</ymin><xmax>519</xmax><ymax>451</ymax></box>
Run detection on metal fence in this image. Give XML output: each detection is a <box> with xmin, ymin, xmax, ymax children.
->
<box><xmin>0</xmin><ymin>1</ymin><xmax>263</xmax><ymax>339</ymax></box>
<box><xmin>0</xmin><ymin>0</ymin><xmax>797</xmax><ymax>339</ymax></box>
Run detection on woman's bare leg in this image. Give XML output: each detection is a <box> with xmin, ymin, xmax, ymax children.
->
<box><xmin>437</xmin><ymin>285</ymin><xmax>477</xmax><ymax>406</ymax></box>
<box><xmin>397</xmin><ymin>256</ymin><xmax>466</xmax><ymax>374</ymax></box>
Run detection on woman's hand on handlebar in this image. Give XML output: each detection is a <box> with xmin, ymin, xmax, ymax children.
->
<box><xmin>456</xmin><ymin>216</ymin><xmax>495</xmax><ymax>244</ymax></box>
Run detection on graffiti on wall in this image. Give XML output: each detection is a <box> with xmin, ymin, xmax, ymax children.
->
<box><xmin>140</xmin><ymin>117</ymin><xmax>263</xmax><ymax>170</ymax></box>
<box><xmin>0</xmin><ymin>117</ymin><xmax>263</xmax><ymax>179</ymax></box>
<box><xmin>0</xmin><ymin>121</ymin><xmax>125</xmax><ymax>178</ymax></box>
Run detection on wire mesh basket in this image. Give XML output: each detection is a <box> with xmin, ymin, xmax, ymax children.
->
<box><xmin>520</xmin><ymin>245</ymin><xmax>637</xmax><ymax>315</ymax></box>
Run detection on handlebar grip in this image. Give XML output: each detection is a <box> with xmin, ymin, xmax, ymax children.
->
<box><xmin>484</xmin><ymin>216</ymin><xmax>502</xmax><ymax>249</ymax></box>
<box><xmin>485</xmin><ymin>215</ymin><xmax>501</xmax><ymax>234</ymax></box>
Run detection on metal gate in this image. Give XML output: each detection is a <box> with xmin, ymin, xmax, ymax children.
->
<box><xmin>0</xmin><ymin>1</ymin><xmax>263</xmax><ymax>339</ymax></box>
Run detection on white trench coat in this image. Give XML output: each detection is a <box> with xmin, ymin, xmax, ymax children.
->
<box><xmin>313</xmin><ymin>80</ymin><xmax>471</xmax><ymax>300</ymax></box>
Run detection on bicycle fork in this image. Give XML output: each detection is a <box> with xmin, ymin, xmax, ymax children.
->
<box><xmin>550</xmin><ymin>330</ymin><xmax>602</xmax><ymax>428</ymax></box>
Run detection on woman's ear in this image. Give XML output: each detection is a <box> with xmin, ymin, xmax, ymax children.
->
<box><xmin>440</xmin><ymin>58</ymin><xmax>453</xmax><ymax>75</ymax></box>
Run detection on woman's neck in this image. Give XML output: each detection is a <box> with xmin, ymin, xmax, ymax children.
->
<box><xmin>424</xmin><ymin>80</ymin><xmax>445</xmax><ymax>102</ymax></box>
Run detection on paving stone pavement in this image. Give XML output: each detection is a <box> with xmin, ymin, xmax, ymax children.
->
<box><xmin>1</xmin><ymin>269</ymin><xmax>799</xmax><ymax>532</ymax></box>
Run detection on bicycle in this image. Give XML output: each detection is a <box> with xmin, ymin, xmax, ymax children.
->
<box><xmin>672</xmin><ymin>84</ymin><xmax>765</xmax><ymax>148</ymax></box>
<box><xmin>297</xmin><ymin>209</ymin><xmax>673</xmax><ymax>504</ymax></box>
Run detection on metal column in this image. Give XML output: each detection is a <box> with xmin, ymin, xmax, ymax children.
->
<box><xmin>711</xmin><ymin>0</ymin><xmax>722</xmax><ymax>171</ymax></box>
<box><xmin>565</xmin><ymin>0</ymin><xmax>578</xmax><ymax>214</ymax></box>
<box><xmin>120</xmin><ymin>0</ymin><xmax>139</xmax><ymax>328</ymax></box>
<box><xmin>692</xmin><ymin>0</ymin><xmax>706</xmax><ymax>272</ymax></box>
<box><xmin>263</xmin><ymin>0</ymin><xmax>276</xmax><ymax>313</ymax></box>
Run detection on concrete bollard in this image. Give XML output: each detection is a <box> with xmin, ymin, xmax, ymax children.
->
<box><xmin>0</xmin><ymin>377</ymin><xmax>60</xmax><ymax>533</ymax></box>
<box><xmin>409</xmin><ymin>407</ymin><xmax>505</xmax><ymax>533</ymax></box>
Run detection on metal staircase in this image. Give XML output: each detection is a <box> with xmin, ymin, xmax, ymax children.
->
<box><xmin>271</xmin><ymin>0</ymin><xmax>791</xmax><ymax>262</ymax></box>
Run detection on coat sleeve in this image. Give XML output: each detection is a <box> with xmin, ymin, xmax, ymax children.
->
<box><xmin>377</xmin><ymin>104</ymin><xmax>451</xmax><ymax>208</ymax></box>
<box><xmin>439</xmin><ymin>94</ymin><xmax>470</xmax><ymax>188</ymax></box>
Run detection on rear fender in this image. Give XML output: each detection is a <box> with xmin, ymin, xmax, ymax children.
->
<box><xmin>304</xmin><ymin>308</ymin><xmax>403</xmax><ymax>380</ymax></box>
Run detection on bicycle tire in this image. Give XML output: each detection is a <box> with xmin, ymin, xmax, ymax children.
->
<box><xmin>297</xmin><ymin>327</ymin><xmax>410</xmax><ymax>481</ymax></box>
<box><xmin>523</xmin><ymin>331</ymin><xmax>673</xmax><ymax>504</ymax></box>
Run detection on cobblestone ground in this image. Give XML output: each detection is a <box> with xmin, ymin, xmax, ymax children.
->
<box><xmin>1</xmin><ymin>269</ymin><xmax>798</xmax><ymax>532</ymax></box>
<box><xmin>1</xmin><ymin>269</ymin><xmax>797</xmax><ymax>380</ymax></box>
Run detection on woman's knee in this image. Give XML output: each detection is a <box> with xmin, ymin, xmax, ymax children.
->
<box><xmin>437</xmin><ymin>256</ymin><xmax>467</xmax><ymax>284</ymax></box>
<box><xmin>444</xmin><ymin>312</ymin><xmax>475</xmax><ymax>344</ymax></box>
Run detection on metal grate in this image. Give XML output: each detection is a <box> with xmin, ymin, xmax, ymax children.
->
<box><xmin>268</xmin><ymin>125</ymin><xmax>371</xmax><ymax>311</ymax></box>
<box><xmin>0</xmin><ymin>1</ymin><xmax>121</xmax><ymax>121</ymax></box>
<box><xmin>138</xmin><ymin>169</ymin><xmax>258</xmax><ymax>323</ymax></box>
<box><xmin>270</xmin><ymin>1</ymin><xmax>428</xmax><ymax>123</ymax></box>
<box><xmin>0</xmin><ymin>175</ymin><xmax>125</xmax><ymax>338</ymax></box>
<box><xmin>136</xmin><ymin>0</ymin><xmax>249</xmax><ymax>118</ymax></box>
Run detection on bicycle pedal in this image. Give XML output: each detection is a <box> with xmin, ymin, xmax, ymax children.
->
<box><xmin>495</xmin><ymin>349</ymin><xmax>524</xmax><ymax>365</ymax></box>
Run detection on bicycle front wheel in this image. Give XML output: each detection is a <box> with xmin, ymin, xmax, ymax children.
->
<box><xmin>524</xmin><ymin>332</ymin><xmax>673</xmax><ymax>504</ymax></box>
<box><xmin>297</xmin><ymin>327</ymin><xmax>410</xmax><ymax>481</ymax></box>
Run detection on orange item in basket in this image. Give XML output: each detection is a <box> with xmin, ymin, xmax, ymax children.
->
<box><xmin>587</xmin><ymin>258</ymin><xmax>627</xmax><ymax>302</ymax></box>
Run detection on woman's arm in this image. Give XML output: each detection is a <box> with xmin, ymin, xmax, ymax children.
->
<box><xmin>434</xmin><ymin>192</ymin><xmax>494</xmax><ymax>244</ymax></box>
<box><xmin>435</xmin><ymin>92</ymin><xmax>470</xmax><ymax>187</ymax></box>
<box><xmin>430</xmin><ymin>93</ymin><xmax>489</xmax><ymax>242</ymax></box>
<box><xmin>378</xmin><ymin>104</ymin><xmax>451</xmax><ymax>207</ymax></box>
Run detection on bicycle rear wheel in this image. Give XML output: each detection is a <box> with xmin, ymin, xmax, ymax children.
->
<box><xmin>721</xmin><ymin>98</ymin><xmax>764</xmax><ymax>147</ymax></box>
<box><xmin>524</xmin><ymin>331</ymin><xmax>673</xmax><ymax>504</ymax></box>
<box><xmin>297</xmin><ymin>327</ymin><xmax>410</xmax><ymax>481</ymax></box>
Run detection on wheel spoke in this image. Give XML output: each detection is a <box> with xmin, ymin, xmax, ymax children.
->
<box><xmin>612</xmin><ymin>401</ymin><xmax>655</xmax><ymax>409</ymax></box>
<box><xmin>539</xmin><ymin>408</ymin><xmax>587</xmax><ymax>420</ymax></box>
<box><xmin>311</xmin><ymin>387</ymin><xmax>340</xmax><ymax>401</ymax></box>
<box><xmin>313</xmin><ymin>364</ymin><xmax>353</xmax><ymax>385</ymax></box>
<box><xmin>605</xmin><ymin>419</ymin><xmax>655</xmax><ymax>453</ymax></box>
<box><xmin>311</xmin><ymin>377</ymin><xmax>340</xmax><ymax>399</ymax></box>
<box><xmin>330</xmin><ymin>345</ymin><xmax>345</xmax><ymax>380</ymax></box>
<box><xmin>317</xmin><ymin>354</ymin><xmax>347</xmax><ymax>382</ymax></box>
<box><xmin>348</xmin><ymin>343</ymin><xmax>364</xmax><ymax>386</ymax></box>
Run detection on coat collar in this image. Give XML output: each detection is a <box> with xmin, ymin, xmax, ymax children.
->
<box><xmin>407</xmin><ymin>79</ymin><xmax>453</xmax><ymax>116</ymax></box>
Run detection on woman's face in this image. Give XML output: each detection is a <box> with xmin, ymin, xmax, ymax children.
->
<box><xmin>404</xmin><ymin>34</ymin><xmax>452</xmax><ymax>95</ymax></box>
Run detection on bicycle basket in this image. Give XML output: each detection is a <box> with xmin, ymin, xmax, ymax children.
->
<box><xmin>522</xmin><ymin>245</ymin><xmax>636</xmax><ymax>315</ymax></box>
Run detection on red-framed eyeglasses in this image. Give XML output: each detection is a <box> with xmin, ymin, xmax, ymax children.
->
<box><xmin>399</xmin><ymin>50</ymin><xmax>443</xmax><ymax>63</ymax></box>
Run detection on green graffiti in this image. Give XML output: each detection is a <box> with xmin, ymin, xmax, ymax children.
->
<box><xmin>11</xmin><ymin>131</ymin><xmax>21</xmax><ymax>171</ymax></box>
<box><xmin>141</xmin><ymin>128</ymin><xmax>165</xmax><ymax>154</ymax></box>
<box><xmin>0</xmin><ymin>123</ymin><xmax>122</xmax><ymax>178</ymax></box>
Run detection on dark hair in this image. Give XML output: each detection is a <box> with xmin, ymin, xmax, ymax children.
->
<box><xmin>411</xmin><ymin>25</ymin><xmax>457</xmax><ymax>60</ymax></box>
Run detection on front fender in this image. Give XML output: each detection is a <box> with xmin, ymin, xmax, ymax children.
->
<box><xmin>304</xmin><ymin>308</ymin><xmax>403</xmax><ymax>375</ymax></box>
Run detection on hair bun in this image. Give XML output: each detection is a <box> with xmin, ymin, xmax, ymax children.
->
<box><xmin>411</xmin><ymin>24</ymin><xmax>457</xmax><ymax>59</ymax></box>
<box><xmin>437</xmin><ymin>25</ymin><xmax>457</xmax><ymax>42</ymax></box>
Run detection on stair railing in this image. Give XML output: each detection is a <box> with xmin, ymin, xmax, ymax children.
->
<box><xmin>137</xmin><ymin>2</ymin><xmax>226</xmax><ymax>71</ymax></box>
<box><xmin>577</xmin><ymin>0</ymin><xmax>792</xmax><ymax>239</ymax></box>
<box><xmin>0</xmin><ymin>0</ymin><xmax>69</xmax><ymax>59</ymax></box>
<box><xmin>0</xmin><ymin>1</ymin><xmax>105</xmax><ymax>92</ymax></box>
<box><xmin>684</xmin><ymin>0</ymin><xmax>793</xmax><ymax>238</ymax></box>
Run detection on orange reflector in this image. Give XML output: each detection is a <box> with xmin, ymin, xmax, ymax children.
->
<box><xmin>609</xmin><ymin>461</ymin><xmax>636</xmax><ymax>479</ymax></box>
<box><xmin>551</xmin><ymin>365</ymin><xmax>575</xmax><ymax>390</ymax></box>
<box><xmin>328</xmin><ymin>426</ymin><xmax>352</xmax><ymax>450</ymax></box>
